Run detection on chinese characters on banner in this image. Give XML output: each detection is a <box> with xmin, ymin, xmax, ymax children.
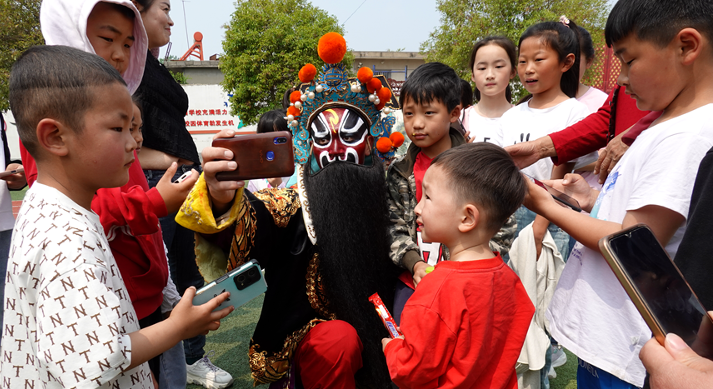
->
<box><xmin>184</xmin><ymin>108</ymin><xmax>235</xmax><ymax>128</ymax></box>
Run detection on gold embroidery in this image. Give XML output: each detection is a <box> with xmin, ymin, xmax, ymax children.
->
<box><xmin>252</xmin><ymin>188</ymin><xmax>301</xmax><ymax>228</ymax></box>
<box><xmin>249</xmin><ymin>319</ymin><xmax>325</xmax><ymax>385</ymax></box>
<box><xmin>305</xmin><ymin>253</ymin><xmax>336</xmax><ymax>320</ymax></box>
<box><xmin>227</xmin><ymin>192</ymin><xmax>257</xmax><ymax>271</ymax></box>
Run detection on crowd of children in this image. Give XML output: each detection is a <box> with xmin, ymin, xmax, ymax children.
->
<box><xmin>2</xmin><ymin>0</ymin><xmax>713</xmax><ymax>388</ymax></box>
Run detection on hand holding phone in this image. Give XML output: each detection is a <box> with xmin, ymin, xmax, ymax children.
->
<box><xmin>599</xmin><ymin>224</ymin><xmax>713</xmax><ymax>347</ymax></box>
<box><xmin>212</xmin><ymin>131</ymin><xmax>295</xmax><ymax>182</ymax></box>
<box><xmin>193</xmin><ymin>259</ymin><xmax>267</xmax><ymax>312</ymax></box>
<box><xmin>524</xmin><ymin>173</ymin><xmax>582</xmax><ymax>212</ymax></box>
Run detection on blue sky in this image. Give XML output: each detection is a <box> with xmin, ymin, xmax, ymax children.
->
<box><xmin>163</xmin><ymin>0</ymin><xmax>617</xmax><ymax>59</ymax></box>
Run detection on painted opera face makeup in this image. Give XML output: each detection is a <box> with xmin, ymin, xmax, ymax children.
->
<box><xmin>310</xmin><ymin>107</ymin><xmax>370</xmax><ymax>168</ymax></box>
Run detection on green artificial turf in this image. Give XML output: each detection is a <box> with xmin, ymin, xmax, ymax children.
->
<box><xmin>187</xmin><ymin>295</ymin><xmax>264</xmax><ymax>389</ymax></box>
<box><xmin>550</xmin><ymin>349</ymin><xmax>578</xmax><ymax>389</ymax></box>
<box><xmin>10</xmin><ymin>186</ymin><xmax>27</xmax><ymax>201</ymax></box>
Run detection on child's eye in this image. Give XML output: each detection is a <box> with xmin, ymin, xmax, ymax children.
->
<box><xmin>113</xmin><ymin>127</ymin><xmax>124</xmax><ymax>132</ymax></box>
<box><xmin>101</xmin><ymin>36</ymin><xmax>113</xmax><ymax>43</ymax></box>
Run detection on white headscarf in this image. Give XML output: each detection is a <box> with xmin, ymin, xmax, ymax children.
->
<box><xmin>40</xmin><ymin>0</ymin><xmax>148</xmax><ymax>94</ymax></box>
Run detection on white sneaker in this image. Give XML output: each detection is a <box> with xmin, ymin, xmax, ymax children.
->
<box><xmin>186</xmin><ymin>352</ymin><xmax>234</xmax><ymax>389</ymax></box>
<box><xmin>551</xmin><ymin>345</ymin><xmax>567</xmax><ymax>368</ymax></box>
<box><xmin>548</xmin><ymin>365</ymin><xmax>557</xmax><ymax>379</ymax></box>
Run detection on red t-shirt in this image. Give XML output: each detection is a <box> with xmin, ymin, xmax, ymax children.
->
<box><xmin>385</xmin><ymin>254</ymin><xmax>535</xmax><ymax>389</ymax></box>
<box><xmin>414</xmin><ymin>151</ymin><xmax>433</xmax><ymax>202</ymax></box>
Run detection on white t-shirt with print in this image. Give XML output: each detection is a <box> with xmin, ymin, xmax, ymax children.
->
<box><xmin>463</xmin><ymin>105</ymin><xmax>512</xmax><ymax>144</ymax></box>
<box><xmin>546</xmin><ymin>104</ymin><xmax>713</xmax><ymax>387</ymax></box>
<box><xmin>0</xmin><ymin>183</ymin><xmax>152</xmax><ymax>388</ymax></box>
<box><xmin>498</xmin><ymin>98</ymin><xmax>590</xmax><ymax>179</ymax></box>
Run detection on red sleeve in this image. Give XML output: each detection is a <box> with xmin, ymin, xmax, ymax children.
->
<box><xmin>550</xmin><ymin>88</ymin><xmax>614</xmax><ymax>165</ymax></box>
<box><xmin>19</xmin><ymin>140</ymin><xmax>38</xmax><ymax>187</ymax></box>
<box><xmin>92</xmin><ymin>185</ymin><xmax>168</xmax><ymax>237</ymax></box>
<box><xmin>384</xmin><ymin>305</ymin><xmax>456</xmax><ymax>388</ymax></box>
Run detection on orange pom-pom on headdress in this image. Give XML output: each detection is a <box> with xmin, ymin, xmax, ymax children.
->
<box><xmin>357</xmin><ymin>67</ymin><xmax>373</xmax><ymax>83</ymax></box>
<box><xmin>377</xmin><ymin>88</ymin><xmax>391</xmax><ymax>104</ymax></box>
<box><xmin>318</xmin><ymin>32</ymin><xmax>347</xmax><ymax>64</ymax></box>
<box><xmin>299</xmin><ymin>64</ymin><xmax>317</xmax><ymax>83</ymax></box>
<box><xmin>389</xmin><ymin>132</ymin><xmax>405</xmax><ymax>148</ymax></box>
<box><xmin>376</xmin><ymin>137</ymin><xmax>393</xmax><ymax>153</ymax></box>
<box><xmin>289</xmin><ymin>90</ymin><xmax>302</xmax><ymax>104</ymax></box>
<box><xmin>367</xmin><ymin>78</ymin><xmax>383</xmax><ymax>93</ymax></box>
<box><xmin>287</xmin><ymin>106</ymin><xmax>301</xmax><ymax>117</ymax></box>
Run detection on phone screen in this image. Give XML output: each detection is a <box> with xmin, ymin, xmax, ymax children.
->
<box><xmin>608</xmin><ymin>226</ymin><xmax>709</xmax><ymax>345</ymax></box>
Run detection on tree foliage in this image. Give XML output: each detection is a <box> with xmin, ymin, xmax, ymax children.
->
<box><xmin>421</xmin><ymin>0</ymin><xmax>610</xmax><ymax>101</ymax></box>
<box><xmin>220</xmin><ymin>0</ymin><xmax>352</xmax><ymax>125</ymax></box>
<box><xmin>0</xmin><ymin>0</ymin><xmax>43</xmax><ymax>112</ymax></box>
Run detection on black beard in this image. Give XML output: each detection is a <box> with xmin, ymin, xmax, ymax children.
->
<box><xmin>304</xmin><ymin>159</ymin><xmax>398</xmax><ymax>388</ymax></box>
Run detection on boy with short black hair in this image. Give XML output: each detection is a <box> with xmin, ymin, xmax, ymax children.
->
<box><xmin>387</xmin><ymin>62</ymin><xmax>516</xmax><ymax>322</ymax></box>
<box><xmin>382</xmin><ymin>142</ymin><xmax>534</xmax><ymax>388</ymax></box>
<box><xmin>525</xmin><ymin>1</ymin><xmax>713</xmax><ymax>387</ymax></box>
<box><xmin>1</xmin><ymin>45</ymin><xmax>231</xmax><ymax>388</ymax></box>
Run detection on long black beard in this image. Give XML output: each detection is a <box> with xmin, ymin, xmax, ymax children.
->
<box><xmin>304</xmin><ymin>159</ymin><xmax>397</xmax><ymax>388</ymax></box>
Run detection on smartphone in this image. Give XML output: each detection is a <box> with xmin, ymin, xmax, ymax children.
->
<box><xmin>192</xmin><ymin>259</ymin><xmax>267</xmax><ymax>312</ymax></box>
<box><xmin>599</xmin><ymin>224</ymin><xmax>713</xmax><ymax>346</ymax></box>
<box><xmin>212</xmin><ymin>131</ymin><xmax>295</xmax><ymax>181</ymax></box>
<box><xmin>173</xmin><ymin>171</ymin><xmax>192</xmax><ymax>184</ymax></box>
<box><xmin>524</xmin><ymin>174</ymin><xmax>582</xmax><ymax>212</ymax></box>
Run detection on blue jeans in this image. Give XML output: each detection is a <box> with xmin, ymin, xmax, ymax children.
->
<box><xmin>0</xmin><ymin>228</ymin><xmax>12</xmax><ymax>338</ymax></box>
<box><xmin>160</xmin><ymin>340</ymin><xmax>187</xmax><ymax>388</ymax></box>
<box><xmin>510</xmin><ymin>206</ymin><xmax>572</xmax><ymax>262</ymax></box>
<box><xmin>144</xmin><ymin>165</ymin><xmax>206</xmax><ymax>362</ymax></box>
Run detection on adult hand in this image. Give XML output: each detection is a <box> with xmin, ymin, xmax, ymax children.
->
<box><xmin>156</xmin><ymin>162</ymin><xmax>199</xmax><ymax>214</ymax></box>
<box><xmin>202</xmin><ymin>129</ymin><xmax>245</xmax><ymax>214</ymax></box>
<box><xmin>2</xmin><ymin>163</ymin><xmax>26</xmax><ymax>189</ymax></box>
<box><xmin>640</xmin><ymin>314</ymin><xmax>713</xmax><ymax>389</ymax></box>
<box><xmin>594</xmin><ymin>130</ymin><xmax>630</xmax><ymax>184</ymax></box>
<box><xmin>505</xmin><ymin>136</ymin><xmax>556</xmax><ymax>169</ymax></box>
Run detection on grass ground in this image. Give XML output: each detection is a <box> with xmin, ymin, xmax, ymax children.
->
<box><xmin>10</xmin><ymin>186</ymin><xmax>27</xmax><ymax>201</ymax></box>
<box><xmin>189</xmin><ymin>294</ymin><xmax>579</xmax><ymax>389</ymax></box>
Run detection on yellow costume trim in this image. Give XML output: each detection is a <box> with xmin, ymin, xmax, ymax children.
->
<box><xmin>175</xmin><ymin>172</ymin><xmax>244</xmax><ymax>234</ymax></box>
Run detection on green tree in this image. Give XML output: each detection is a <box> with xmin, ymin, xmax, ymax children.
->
<box><xmin>221</xmin><ymin>0</ymin><xmax>352</xmax><ymax>125</ymax></box>
<box><xmin>0</xmin><ymin>0</ymin><xmax>43</xmax><ymax>111</ymax></box>
<box><xmin>421</xmin><ymin>0</ymin><xmax>610</xmax><ymax>101</ymax></box>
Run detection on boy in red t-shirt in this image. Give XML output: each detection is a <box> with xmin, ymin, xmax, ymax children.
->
<box><xmin>386</xmin><ymin>62</ymin><xmax>517</xmax><ymax>324</ymax></box>
<box><xmin>383</xmin><ymin>143</ymin><xmax>534</xmax><ymax>389</ymax></box>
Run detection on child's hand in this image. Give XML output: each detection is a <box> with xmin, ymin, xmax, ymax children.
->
<box><xmin>547</xmin><ymin>174</ymin><xmax>598</xmax><ymax>213</ymax></box>
<box><xmin>166</xmin><ymin>286</ymin><xmax>234</xmax><ymax>339</ymax></box>
<box><xmin>2</xmin><ymin>163</ymin><xmax>26</xmax><ymax>189</ymax></box>
<box><xmin>412</xmin><ymin>261</ymin><xmax>429</xmax><ymax>287</ymax></box>
<box><xmin>156</xmin><ymin>162</ymin><xmax>199</xmax><ymax>214</ymax></box>
<box><xmin>381</xmin><ymin>332</ymin><xmax>405</xmax><ymax>351</ymax></box>
<box><xmin>522</xmin><ymin>177</ymin><xmax>557</xmax><ymax>216</ymax></box>
<box><xmin>202</xmin><ymin>129</ymin><xmax>245</xmax><ymax>214</ymax></box>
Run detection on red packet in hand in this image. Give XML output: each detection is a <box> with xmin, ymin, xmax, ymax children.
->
<box><xmin>369</xmin><ymin>293</ymin><xmax>402</xmax><ymax>338</ymax></box>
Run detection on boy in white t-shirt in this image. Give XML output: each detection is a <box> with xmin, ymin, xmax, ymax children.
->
<box><xmin>1</xmin><ymin>45</ymin><xmax>233</xmax><ymax>388</ymax></box>
<box><xmin>524</xmin><ymin>1</ymin><xmax>713</xmax><ymax>388</ymax></box>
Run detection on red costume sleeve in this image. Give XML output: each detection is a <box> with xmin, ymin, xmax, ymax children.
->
<box><xmin>550</xmin><ymin>86</ymin><xmax>649</xmax><ymax>165</ymax></box>
<box><xmin>19</xmin><ymin>140</ymin><xmax>37</xmax><ymax>187</ymax></box>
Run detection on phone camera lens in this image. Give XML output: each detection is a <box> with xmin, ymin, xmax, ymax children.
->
<box><xmin>237</xmin><ymin>275</ymin><xmax>246</xmax><ymax>284</ymax></box>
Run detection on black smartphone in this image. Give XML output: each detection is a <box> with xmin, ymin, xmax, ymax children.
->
<box><xmin>192</xmin><ymin>259</ymin><xmax>267</xmax><ymax>312</ymax></box>
<box><xmin>212</xmin><ymin>131</ymin><xmax>295</xmax><ymax>181</ymax></box>
<box><xmin>599</xmin><ymin>224</ymin><xmax>713</xmax><ymax>346</ymax></box>
<box><xmin>525</xmin><ymin>174</ymin><xmax>582</xmax><ymax>212</ymax></box>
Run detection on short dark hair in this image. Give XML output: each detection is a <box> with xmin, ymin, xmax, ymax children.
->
<box><xmin>519</xmin><ymin>20</ymin><xmax>582</xmax><ymax>99</ymax></box>
<box><xmin>605</xmin><ymin>0</ymin><xmax>713</xmax><ymax>48</ymax></box>
<box><xmin>468</xmin><ymin>36</ymin><xmax>517</xmax><ymax>103</ymax></box>
<box><xmin>132</xmin><ymin>93</ymin><xmax>144</xmax><ymax>117</ymax></box>
<box><xmin>399</xmin><ymin>62</ymin><xmax>461</xmax><ymax>112</ymax></box>
<box><xmin>9</xmin><ymin>45</ymin><xmax>127</xmax><ymax>157</ymax></box>
<box><xmin>431</xmin><ymin>142</ymin><xmax>525</xmax><ymax>233</ymax></box>
<box><xmin>100</xmin><ymin>2</ymin><xmax>136</xmax><ymax>20</ymax></box>
<box><xmin>257</xmin><ymin>109</ymin><xmax>288</xmax><ymax>134</ymax></box>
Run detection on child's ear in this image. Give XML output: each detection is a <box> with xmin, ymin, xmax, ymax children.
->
<box><xmin>450</xmin><ymin>105</ymin><xmax>462</xmax><ymax>123</ymax></box>
<box><xmin>36</xmin><ymin>118</ymin><xmax>70</xmax><ymax>157</ymax></box>
<box><xmin>561</xmin><ymin>53</ymin><xmax>576</xmax><ymax>73</ymax></box>
<box><xmin>458</xmin><ymin>203</ymin><xmax>480</xmax><ymax>233</ymax></box>
<box><xmin>676</xmin><ymin>28</ymin><xmax>703</xmax><ymax>66</ymax></box>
